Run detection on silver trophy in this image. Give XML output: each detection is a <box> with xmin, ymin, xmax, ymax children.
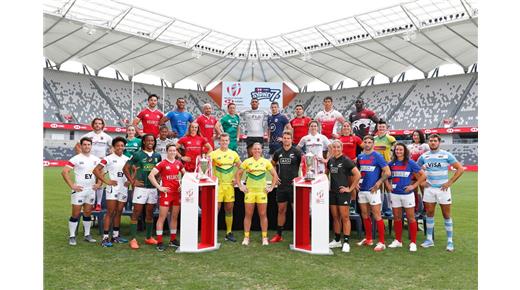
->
<box><xmin>196</xmin><ymin>154</ymin><xmax>211</xmax><ymax>180</ymax></box>
<box><xmin>304</xmin><ymin>152</ymin><xmax>318</xmax><ymax>181</ymax></box>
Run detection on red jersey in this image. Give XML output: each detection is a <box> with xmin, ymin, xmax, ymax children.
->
<box><xmin>290</xmin><ymin>116</ymin><xmax>312</xmax><ymax>144</ymax></box>
<box><xmin>177</xmin><ymin>135</ymin><xmax>209</xmax><ymax>172</ymax></box>
<box><xmin>154</xmin><ymin>159</ymin><xmax>183</xmax><ymax>191</ymax></box>
<box><xmin>196</xmin><ymin>115</ymin><xmax>217</xmax><ymax>149</ymax></box>
<box><xmin>137</xmin><ymin>108</ymin><xmax>164</xmax><ymax>137</ymax></box>
<box><xmin>339</xmin><ymin>135</ymin><xmax>362</xmax><ymax>160</ymax></box>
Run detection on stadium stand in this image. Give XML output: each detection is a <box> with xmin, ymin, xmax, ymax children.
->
<box><xmin>443</xmin><ymin>144</ymin><xmax>478</xmax><ymax>166</ymax></box>
<box><xmin>283</xmin><ymin>92</ymin><xmax>315</xmax><ymax>118</ymax></box>
<box><xmin>454</xmin><ymin>79</ymin><xmax>478</xmax><ymax>127</ymax></box>
<box><xmin>43</xmin><ymin>85</ymin><xmax>62</xmax><ymax>122</ymax></box>
<box><xmin>360</xmin><ymin>81</ymin><xmax>415</xmax><ymax>122</ymax></box>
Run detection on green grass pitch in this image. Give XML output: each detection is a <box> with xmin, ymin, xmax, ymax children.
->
<box><xmin>44</xmin><ymin>167</ymin><xmax>477</xmax><ymax>289</ymax></box>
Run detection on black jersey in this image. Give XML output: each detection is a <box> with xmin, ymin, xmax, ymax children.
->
<box><xmin>272</xmin><ymin>146</ymin><xmax>302</xmax><ymax>186</ymax></box>
<box><xmin>327</xmin><ymin>155</ymin><xmax>356</xmax><ymax>193</ymax></box>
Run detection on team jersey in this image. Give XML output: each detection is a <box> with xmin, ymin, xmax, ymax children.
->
<box><xmin>124</xmin><ymin>137</ymin><xmax>142</xmax><ymax>158</ymax></box>
<box><xmin>166</xmin><ymin>110</ymin><xmax>194</xmax><ymax>137</ymax></box>
<box><xmin>297</xmin><ymin>133</ymin><xmax>331</xmax><ymax>173</ymax></box>
<box><xmin>417</xmin><ymin>149</ymin><xmax>458</xmax><ymax>188</ymax></box>
<box><xmin>240</xmin><ymin>109</ymin><xmax>268</xmax><ymax>137</ymax></box>
<box><xmin>268</xmin><ymin>113</ymin><xmax>289</xmax><ymax>145</ymax></box>
<box><xmin>240</xmin><ymin>157</ymin><xmax>273</xmax><ymax>191</ymax></box>
<box><xmin>408</xmin><ymin>143</ymin><xmax>430</xmax><ymax>161</ymax></box>
<box><xmin>327</xmin><ymin>155</ymin><xmax>356</xmax><ymax>193</ymax></box>
<box><xmin>220</xmin><ymin>114</ymin><xmax>240</xmax><ymax>150</ymax></box>
<box><xmin>196</xmin><ymin>115</ymin><xmax>218</xmax><ymax>149</ymax></box>
<box><xmin>99</xmin><ymin>153</ymin><xmax>129</xmax><ymax>188</ymax></box>
<box><xmin>272</xmin><ymin>146</ymin><xmax>302</xmax><ymax>186</ymax></box>
<box><xmin>154</xmin><ymin>159</ymin><xmax>184</xmax><ymax>190</ymax></box>
<box><xmin>315</xmin><ymin>109</ymin><xmax>344</xmax><ymax>139</ymax></box>
<box><xmin>80</xmin><ymin>131</ymin><xmax>112</xmax><ymax>158</ymax></box>
<box><xmin>156</xmin><ymin>138</ymin><xmax>177</xmax><ymax>160</ymax></box>
<box><xmin>209</xmin><ymin>149</ymin><xmax>241</xmax><ymax>185</ymax></box>
<box><xmin>339</xmin><ymin>134</ymin><xmax>363</xmax><ymax>160</ymax></box>
<box><xmin>374</xmin><ymin>133</ymin><xmax>396</xmax><ymax>162</ymax></box>
<box><xmin>66</xmin><ymin>153</ymin><xmax>100</xmax><ymax>188</ymax></box>
<box><xmin>289</xmin><ymin>116</ymin><xmax>312</xmax><ymax>145</ymax></box>
<box><xmin>357</xmin><ymin>151</ymin><xmax>387</xmax><ymax>191</ymax></box>
<box><xmin>388</xmin><ymin>159</ymin><xmax>421</xmax><ymax>194</ymax></box>
<box><xmin>177</xmin><ymin>135</ymin><xmax>209</xmax><ymax>172</ymax></box>
<box><xmin>127</xmin><ymin>150</ymin><xmax>162</xmax><ymax>188</ymax></box>
<box><xmin>137</xmin><ymin>108</ymin><xmax>164</xmax><ymax>137</ymax></box>
<box><xmin>349</xmin><ymin>108</ymin><xmax>376</xmax><ymax>138</ymax></box>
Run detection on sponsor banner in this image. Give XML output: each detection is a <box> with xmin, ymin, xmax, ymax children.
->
<box><xmin>222</xmin><ymin>82</ymin><xmax>283</xmax><ymax>112</ymax></box>
<box><xmin>389</xmin><ymin>127</ymin><xmax>478</xmax><ymax>136</ymax></box>
<box><xmin>43</xmin><ymin>122</ymin><xmax>127</xmax><ymax>133</ymax></box>
<box><xmin>43</xmin><ymin>160</ymin><xmax>69</xmax><ymax>167</ymax></box>
<box><xmin>450</xmin><ymin>165</ymin><xmax>478</xmax><ymax>172</ymax></box>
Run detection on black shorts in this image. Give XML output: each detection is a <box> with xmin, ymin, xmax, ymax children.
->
<box><xmin>329</xmin><ymin>191</ymin><xmax>352</xmax><ymax>206</ymax></box>
<box><xmin>276</xmin><ymin>185</ymin><xmax>293</xmax><ymax>203</ymax></box>
<box><xmin>246</xmin><ymin>137</ymin><xmax>264</xmax><ymax>149</ymax></box>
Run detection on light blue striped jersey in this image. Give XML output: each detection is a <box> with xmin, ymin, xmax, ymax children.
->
<box><xmin>417</xmin><ymin>149</ymin><xmax>457</xmax><ymax>188</ymax></box>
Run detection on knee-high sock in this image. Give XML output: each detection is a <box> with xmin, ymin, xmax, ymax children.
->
<box><xmin>363</xmin><ymin>218</ymin><xmax>372</xmax><ymax>240</ymax></box>
<box><xmin>69</xmin><ymin>217</ymin><xmax>78</xmax><ymax>237</ymax></box>
<box><xmin>444</xmin><ymin>218</ymin><xmax>453</xmax><ymax>243</ymax></box>
<box><xmin>426</xmin><ymin>217</ymin><xmax>434</xmax><ymax>241</ymax></box>
<box><xmin>225</xmin><ymin>212</ymin><xmax>233</xmax><ymax>234</ymax></box>
<box><xmin>130</xmin><ymin>221</ymin><xmax>138</xmax><ymax>239</ymax></box>
<box><xmin>394</xmin><ymin>220</ymin><xmax>402</xmax><ymax>242</ymax></box>
<box><xmin>376</xmin><ymin>219</ymin><xmax>385</xmax><ymax>244</ymax></box>
<box><xmin>96</xmin><ymin>188</ymin><xmax>103</xmax><ymax>206</ymax></box>
<box><xmin>409</xmin><ymin>221</ymin><xmax>417</xmax><ymax>243</ymax></box>
<box><xmin>82</xmin><ymin>216</ymin><xmax>92</xmax><ymax>236</ymax></box>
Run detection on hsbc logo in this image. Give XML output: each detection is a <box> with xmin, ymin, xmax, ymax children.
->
<box><xmin>43</xmin><ymin>160</ymin><xmax>50</xmax><ymax>166</ymax></box>
<box><xmin>50</xmin><ymin>123</ymin><xmax>58</xmax><ymax>128</ymax></box>
<box><xmin>404</xmin><ymin>130</ymin><xmax>411</xmax><ymax>134</ymax></box>
<box><xmin>115</xmin><ymin>127</ymin><xmax>121</xmax><ymax>132</ymax></box>
<box><xmin>447</xmin><ymin>128</ymin><xmax>454</xmax><ymax>133</ymax></box>
<box><xmin>74</xmin><ymin>125</ymin><xmax>80</xmax><ymax>130</ymax></box>
<box><xmin>470</xmin><ymin>127</ymin><xmax>478</xmax><ymax>132</ymax></box>
<box><xmin>424</xmin><ymin>129</ymin><xmax>431</xmax><ymax>134</ymax></box>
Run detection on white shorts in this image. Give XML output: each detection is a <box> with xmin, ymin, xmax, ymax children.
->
<box><xmin>132</xmin><ymin>187</ymin><xmax>158</xmax><ymax>205</ymax></box>
<box><xmin>106</xmin><ymin>186</ymin><xmax>129</xmax><ymax>203</ymax></box>
<box><xmin>71</xmin><ymin>189</ymin><xmax>95</xmax><ymax>205</ymax></box>
<box><xmin>390</xmin><ymin>193</ymin><xmax>415</xmax><ymax>208</ymax></box>
<box><xmin>358</xmin><ymin>190</ymin><xmax>382</xmax><ymax>205</ymax></box>
<box><xmin>423</xmin><ymin>187</ymin><xmax>452</xmax><ymax>205</ymax></box>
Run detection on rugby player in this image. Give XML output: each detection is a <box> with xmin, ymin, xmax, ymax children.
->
<box><xmin>156</xmin><ymin>125</ymin><xmax>176</xmax><ymax>160</ymax></box>
<box><xmin>267</xmin><ymin>102</ymin><xmax>289</xmax><ymax>155</ymax></box>
<box><xmin>286</xmin><ymin>104</ymin><xmax>311</xmax><ymax>146</ymax></box>
<box><xmin>209</xmin><ymin>133</ymin><xmax>242</xmax><ymax>242</ymax></box>
<box><xmin>62</xmin><ymin>137</ymin><xmax>101</xmax><ymax>245</ymax></box>
<box><xmin>196</xmin><ymin>103</ymin><xmax>222</xmax><ymax>150</ymax></box>
<box><xmin>235</xmin><ymin>143</ymin><xmax>279</xmax><ymax>246</ymax></box>
<box><xmin>338</xmin><ymin>121</ymin><xmax>363</xmax><ymax>162</ymax></box>
<box><xmin>373</xmin><ymin>120</ymin><xmax>396</xmax><ymax>217</ymax></box>
<box><xmin>296</xmin><ymin>120</ymin><xmax>331</xmax><ymax>175</ymax></box>
<box><xmin>124</xmin><ymin>125</ymin><xmax>142</xmax><ymax>158</ymax></box>
<box><xmin>348</xmin><ymin>98</ymin><xmax>379</xmax><ymax>139</ymax></box>
<box><xmin>239</xmin><ymin>97</ymin><xmax>268</xmax><ymax>157</ymax></box>
<box><xmin>176</xmin><ymin>122</ymin><xmax>213</xmax><ymax>172</ymax></box>
<box><xmin>315</xmin><ymin>96</ymin><xmax>345</xmax><ymax>139</ymax></box>
<box><xmin>407</xmin><ymin>130</ymin><xmax>430</xmax><ymax>213</ymax></box>
<box><xmin>219</xmin><ymin>102</ymin><xmax>241</xmax><ymax>152</ymax></box>
<box><xmin>160</xmin><ymin>97</ymin><xmax>194</xmax><ymax>138</ymax></box>
<box><xmin>417</xmin><ymin>134</ymin><xmax>464</xmax><ymax>252</ymax></box>
<box><xmin>133</xmin><ymin>94</ymin><xmax>164</xmax><ymax>138</ymax></box>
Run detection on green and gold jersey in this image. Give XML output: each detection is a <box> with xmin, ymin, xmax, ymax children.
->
<box><xmin>374</xmin><ymin>133</ymin><xmax>396</xmax><ymax>162</ymax></box>
<box><xmin>240</xmin><ymin>157</ymin><xmax>273</xmax><ymax>191</ymax></box>
<box><xmin>124</xmin><ymin>137</ymin><xmax>142</xmax><ymax>158</ymax></box>
<box><xmin>128</xmin><ymin>150</ymin><xmax>162</xmax><ymax>188</ymax></box>
<box><xmin>209</xmin><ymin>149</ymin><xmax>240</xmax><ymax>185</ymax></box>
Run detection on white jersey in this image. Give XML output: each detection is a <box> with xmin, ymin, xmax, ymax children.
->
<box><xmin>297</xmin><ymin>133</ymin><xmax>331</xmax><ymax>173</ymax></box>
<box><xmin>407</xmin><ymin>143</ymin><xmax>430</xmax><ymax>161</ymax></box>
<box><xmin>240</xmin><ymin>109</ymin><xmax>268</xmax><ymax>137</ymax></box>
<box><xmin>66</xmin><ymin>153</ymin><xmax>100</xmax><ymax>189</ymax></box>
<box><xmin>315</xmin><ymin>109</ymin><xmax>344</xmax><ymax>138</ymax></box>
<box><xmin>156</xmin><ymin>138</ymin><xmax>177</xmax><ymax>160</ymax></box>
<box><xmin>80</xmin><ymin>131</ymin><xmax>112</xmax><ymax>158</ymax></box>
<box><xmin>99</xmin><ymin>153</ymin><xmax>129</xmax><ymax>188</ymax></box>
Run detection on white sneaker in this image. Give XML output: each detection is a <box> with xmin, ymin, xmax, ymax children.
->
<box><xmin>328</xmin><ymin>240</ymin><xmax>342</xmax><ymax>248</ymax></box>
<box><xmin>242</xmin><ymin>237</ymin><xmax>250</xmax><ymax>246</ymax></box>
<box><xmin>409</xmin><ymin>242</ymin><xmax>417</xmax><ymax>252</ymax></box>
<box><xmin>374</xmin><ymin>242</ymin><xmax>386</xmax><ymax>252</ymax></box>
<box><xmin>388</xmin><ymin>240</ymin><xmax>403</xmax><ymax>248</ymax></box>
<box><xmin>262</xmin><ymin>238</ymin><xmax>269</xmax><ymax>246</ymax></box>
<box><xmin>342</xmin><ymin>242</ymin><xmax>350</xmax><ymax>253</ymax></box>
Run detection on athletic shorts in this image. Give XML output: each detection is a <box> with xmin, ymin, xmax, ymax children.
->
<box><xmin>106</xmin><ymin>186</ymin><xmax>129</xmax><ymax>202</ymax></box>
<box><xmin>244</xmin><ymin>190</ymin><xmax>267</xmax><ymax>204</ymax></box>
<box><xmin>423</xmin><ymin>187</ymin><xmax>452</xmax><ymax>205</ymax></box>
<box><xmin>276</xmin><ymin>185</ymin><xmax>293</xmax><ymax>203</ymax></box>
<box><xmin>329</xmin><ymin>191</ymin><xmax>352</xmax><ymax>206</ymax></box>
<box><xmin>358</xmin><ymin>190</ymin><xmax>382</xmax><ymax>205</ymax></box>
<box><xmin>159</xmin><ymin>191</ymin><xmax>180</xmax><ymax>207</ymax></box>
<box><xmin>246</xmin><ymin>137</ymin><xmax>264</xmax><ymax>149</ymax></box>
<box><xmin>132</xmin><ymin>187</ymin><xmax>158</xmax><ymax>205</ymax></box>
<box><xmin>71</xmin><ymin>189</ymin><xmax>95</xmax><ymax>206</ymax></box>
<box><xmin>218</xmin><ymin>184</ymin><xmax>235</xmax><ymax>203</ymax></box>
<box><xmin>390</xmin><ymin>193</ymin><xmax>415</xmax><ymax>208</ymax></box>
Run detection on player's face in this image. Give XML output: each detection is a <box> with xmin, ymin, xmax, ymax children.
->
<box><xmin>127</xmin><ymin>126</ymin><xmax>136</xmax><ymax>138</ymax></box>
<box><xmin>220</xmin><ymin>136</ymin><xmax>230</xmax><ymax>149</ymax></box>
<box><xmin>309</xmin><ymin>123</ymin><xmax>318</xmax><ymax>134</ymax></box>
<box><xmin>204</xmin><ymin>106</ymin><xmax>212</xmax><ymax>115</ymax></box>
<box><xmin>228</xmin><ymin>104</ymin><xmax>236</xmax><ymax>114</ymax></box>
<box><xmin>189</xmin><ymin>123</ymin><xmax>199</xmax><ymax>135</ymax></box>
<box><xmin>159</xmin><ymin>128</ymin><xmax>168</xmax><ymax>139</ymax></box>
<box><xmin>114</xmin><ymin>141</ymin><xmax>125</xmax><ymax>156</ymax></box>
<box><xmin>177</xmin><ymin>99</ymin><xmax>186</xmax><ymax>109</ymax></box>
<box><xmin>92</xmin><ymin>120</ymin><xmax>103</xmax><ymax>131</ymax></box>
<box><xmin>282</xmin><ymin>134</ymin><xmax>292</xmax><ymax>146</ymax></box>
<box><xmin>251</xmin><ymin>99</ymin><xmax>259</xmax><ymax>110</ymax></box>
<box><xmin>295</xmin><ymin>106</ymin><xmax>303</xmax><ymax>117</ymax></box>
<box><xmin>428</xmin><ymin>137</ymin><xmax>440</xmax><ymax>151</ymax></box>
<box><xmin>148</xmin><ymin>97</ymin><xmax>158</xmax><ymax>108</ymax></box>
<box><xmin>80</xmin><ymin>141</ymin><xmax>92</xmax><ymax>154</ymax></box>
<box><xmin>144</xmin><ymin>136</ymin><xmax>155</xmax><ymax>151</ymax></box>
<box><xmin>377</xmin><ymin>124</ymin><xmax>387</xmax><ymax>135</ymax></box>
<box><xmin>395</xmin><ymin>145</ymin><xmax>405</xmax><ymax>160</ymax></box>
<box><xmin>341</xmin><ymin>122</ymin><xmax>352</xmax><ymax>135</ymax></box>
<box><xmin>323</xmin><ymin>99</ymin><xmax>332</xmax><ymax>109</ymax></box>
<box><xmin>166</xmin><ymin>146</ymin><xmax>177</xmax><ymax>159</ymax></box>
<box><xmin>332</xmin><ymin>142</ymin><xmax>342</xmax><ymax>157</ymax></box>
<box><xmin>270</xmin><ymin>104</ymin><xmax>279</xmax><ymax>114</ymax></box>
<box><xmin>355</xmin><ymin>100</ymin><xmax>363</xmax><ymax>110</ymax></box>
<box><xmin>252</xmin><ymin>144</ymin><xmax>262</xmax><ymax>157</ymax></box>
<box><xmin>412</xmin><ymin>132</ymin><xmax>420</xmax><ymax>143</ymax></box>
<box><xmin>363</xmin><ymin>139</ymin><xmax>373</xmax><ymax>151</ymax></box>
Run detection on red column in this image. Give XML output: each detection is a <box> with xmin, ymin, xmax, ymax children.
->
<box><xmin>198</xmin><ymin>185</ymin><xmax>215</xmax><ymax>249</ymax></box>
<box><xmin>295</xmin><ymin>187</ymin><xmax>311</xmax><ymax>250</ymax></box>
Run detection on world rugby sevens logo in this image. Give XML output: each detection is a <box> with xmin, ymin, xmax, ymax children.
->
<box><xmin>226</xmin><ymin>83</ymin><xmax>241</xmax><ymax>97</ymax></box>
<box><xmin>315</xmin><ymin>190</ymin><xmax>325</xmax><ymax>204</ymax></box>
<box><xmin>185</xmin><ymin>188</ymin><xmax>195</xmax><ymax>203</ymax></box>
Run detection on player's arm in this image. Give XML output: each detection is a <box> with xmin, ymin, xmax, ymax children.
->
<box><xmin>148</xmin><ymin>168</ymin><xmax>169</xmax><ymax>193</ymax></box>
<box><xmin>235</xmin><ymin>168</ymin><xmax>247</xmax><ymax>193</ymax></box>
<box><xmin>342</xmin><ymin>167</ymin><xmax>361</xmax><ymax>193</ymax></box>
<box><xmin>61</xmin><ymin>166</ymin><xmax>82</xmax><ymax>192</ymax></box>
<box><xmin>406</xmin><ymin>169</ymin><xmax>426</xmax><ymax>193</ymax></box>
<box><xmin>442</xmin><ymin>161</ymin><xmax>464</xmax><ymax>191</ymax></box>
<box><xmin>132</xmin><ymin>117</ymin><xmax>141</xmax><ymax>127</ymax></box>
<box><xmin>370</xmin><ymin>165</ymin><xmax>390</xmax><ymax>193</ymax></box>
<box><xmin>236</xmin><ymin>121</ymin><xmax>241</xmax><ymax>142</ymax></box>
<box><xmin>268</xmin><ymin>167</ymin><xmax>279</xmax><ymax>192</ymax></box>
<box><xmin>204</xmin><ymin>142</ymin><xmax>213</xmax><ymax>154</ymax></box>
<box><xmin>384</xmin><ymin>179</ymin><xmax>393</xmax><ymax>193</ymax></box>
<box><xmin>93</xmin><ymin>163</ymin><xmax>116</xmax><ymax>186</ymax></box>
<box><xmin>159</xmin><ymin>115</ymin><xmax>170</xmax><ymax>126</ymax></box>
<box><xmin>214</xmin><ymin>120</ymin><xmax>223</xmax><ymax>137</ymax></box>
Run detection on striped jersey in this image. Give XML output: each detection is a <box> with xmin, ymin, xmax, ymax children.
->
<box><xmin>209</xmin><ymin>148</ymin><xmax>241</xmax><ymax>185</ymax></box>
<box><xmin>240</xmin><ymin>157</ymin><xmax>272</xmax><ymax>191</ymax></box>
<box><xmin>417</xmin><ymin>149</ymin><xmax>457</xmax><ymax>188</ymax></box>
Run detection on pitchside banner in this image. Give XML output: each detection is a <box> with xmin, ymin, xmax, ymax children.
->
<box><xmin>222</xmin><ymin>82</ymin><xmax>283</xmax><ymax>111</ymax></box>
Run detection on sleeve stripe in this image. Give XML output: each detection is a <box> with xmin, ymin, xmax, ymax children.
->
<box><xmin>66</xmin><ymin>161</ymin><xmax>74</xmax><ymax>168</ymax></box>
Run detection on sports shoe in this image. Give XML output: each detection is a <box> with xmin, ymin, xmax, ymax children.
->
<box><xmin>409</xmin><ymin>242</ymin><xmax>417</xmax><ymax>252</ymax></box>
<box><xmin>349</xmin><ymin>207</ymin><xmax>357</xmax><ymax>215</ymax></box>
<box><xmin>269</xmin><ymin>234</ymin><xmax>283</xmax><ymax>243</ymax></box>
<box><xmin>69</xmin><ymin>237</ymin><xmax>77</xmax><ymax>246</ymax></box>
<box><xmin>101</xmin><ymin>238</ymin><xmax>113</xmax><ymax>247</ymax></box>
<box><xmin>446</xmin><ymin>241</ymin><xmax>454</xmax><ymax>252</ymax></box>
<box><xmin>94</xmin><ymin>204</ymin><xmax>102</xmax><ymax>211</ymax></box>
<box><xmin>168</xmin><ymin>239</ymin><xmax>180</xmax><ymax>248</ymax></box>
<box><xmin>421</xmin><ymin>239</ymin><xmax>435</xmax><ymax>248</ymax></box>
<box><xmin>328</xmin><ymin>240</ymin><xmax>342</xmax><ymax>248</ymax></box>
<box><xmin>225</xmin><ymin>232</ymin><xmax>237</xmax><ymax>242</ymax></box>
<box><xmin>111</xmin><ymin>236</ymin><xmax>128</xmax><ymax>244</ymax></box>
<box><xmin>342</xmin><ymin>242</ymin><xmax>350</xmax><ymax>253</ymax></box>
<box><xmin>144</xmin><ymin>237</ymin><xmax>158</xmax><ymax>245</ymax></box>
<box><xmin>262</xmin><ymin>237</ymin><xmax>269</xmax><ymax>246</ymax></box>
<box><xmin>357</xmin><ymin>238</ymin><xmax>374</xmax><ymax>246</ymax></box>
<box><xmin>242</xmin><ymin>237</ymin><xmax>250</xmax><ymax>246</ymax></box>
<box><xmin>84</xmin><ymin>235</ymin><xmax>97</xmax><ymax>243</ymax></box>
<box><xmin>156</xmin><ymin>243</ymin><xmax>165</xmax><ymax>252</ymax></box>
<box><xmin>374</xmin><ymin>242</ymin><xmax>386</xmax><ymax>252</ymax></box>
<box><xmin>130</xmin><ymin>238</ymin><xmax>139</xmax><ymax>249</ymax></box>
<box><xmin>388</xmin><ymin>240</ymin><xmax>403</xmax><ymax>248</ymax></box>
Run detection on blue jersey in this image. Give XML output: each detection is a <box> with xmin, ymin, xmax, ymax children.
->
<box><xmin>388</xmin><ymin>159</ymin><xmax>421</xmax><ymax>195</ymax></box>
<box><xmin>268</xmin><ymin>113</ymin><xmax>289</xmax><ymax>144</ymax></box>
<box><xmin>166</xmin><ymin>110</ymin><xmax>194</xmax><ymax>137</ymax></box>
<box><xmin>417</xmin><ymin>149</ymin><xmax>457</xmax><ymax>188</ymax></box>
<box><xmin>357</xmin><ymin>151</ymin><xmax>387</xmax><ymax>191</ymax></box>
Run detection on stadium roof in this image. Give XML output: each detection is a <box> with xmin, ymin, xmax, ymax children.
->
<box><xmin>43</xmin><ymin>0</ymin><xmax>478</xmax><ymax>90</ymax></box>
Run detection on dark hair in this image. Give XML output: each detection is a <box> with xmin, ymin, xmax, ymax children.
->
<box><xmin>80</xmin><ymin>137</ymin><xmax>92</xmax><ymax>145</ymax></box>
<box><xmin>392</xmin><ymin>142</ymin><xmax>410</xmax><ymax>163</ymax></box>
<box><xmin>177</xmin><ymin>97</ymin><xmax>185</xmax><ymax>102</ymax></box>
<box><xmin>220</xmin><ymin>133</ymin><xmax>230</xmax><ymax>139</ymax></box>
<box><xmin>148</xmin><ymin>94</ymin><xmax>158</xmax><ymax>101</ymax></box>
<box><xmin>282</xmin><ymin>130</ymin><xmax>293</xmax><ymax>138</ymax></box>
<box><xmin>377</xmin><ymin>119</ymin><xmax>387</xmax><ymax>125</ymax></box>
<box><xmin>309</xmin><ymin>120</ymin><xmax>320</xmax><ymax>128</ymax></box>
<box><xmin>125</xmin><ymin>125</ymin><xmax>137</xmax><ymax>139</ymax></box>
<box><xmin>166</xmin><ymin>143</ymin><xmax>176</xmax><ymax>152</ymax></box>
<box><xmin>227</xmin><ymin>102</ymin><xmax>236</xmax><ymax>109</ymax></box>
<box><xmin>185</xmin><ymin>122</ymin><xmax>202</xmax><ymax>137</ymax></box>
<box><xmin>411</xmin><ymin>130</ymin><xmax>426</xmax><ymax>144</ymax></box>
<box><xmin>271</xmin><ymin>101</ymin><xmax>279</xmax><ymax>107</ymax></box>
<box><xmin>141</xmin><ymin>134</ymin><xmax>157</xmax><ymax>151</ymax></box>
<box><xmin>323</xmin><ymin>96</ymin><xmax>333</xmax><ymax>102</ymax></box>
<box><xmin>159</xmin><ymin>125</ymin><xmax>169</xmax><ymax>131</ymax></box>
<box><xmin>251</xmin><ymin>97</ymin><xmax>259</xmax><ymax>102</ymax></box>
<box><xmin>295</xmin><ymin>104</ymin><xmax>304</xmax><ymax>109</ymax></box>
<box><xmin>429</xmin><ymin>134</ymin><xmax>441</xmax><ymax>142</ymax></box>
<box><xmin>91</xmin><ymin>117</ymin><xmax>105</xmax><ymax>128</ymax></box>
<box><xmin>112</xmin><ymin>136</ymin><xmax>127</xmax><ymax>147</ymax></box>
<box><xmin>363</xmin><ymin>135</ymin><xmax>374</xmax><ymax>141</ymax></box>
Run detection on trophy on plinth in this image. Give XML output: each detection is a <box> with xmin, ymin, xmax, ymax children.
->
<box><xmin>304</xmin><ymin>152</ymin><xmax>318</xmax><ymax>181</ymax></box>
<box><xmin>195</xmin><ymin>154</ymin><xmax>212</xmax><ymax>180</ymax></box>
